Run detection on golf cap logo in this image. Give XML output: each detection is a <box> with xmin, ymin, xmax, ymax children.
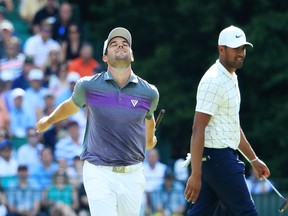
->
<box><xmin>131</xmin><ymin>99</ymin><xmax>138</xmax><ymax>107</ymax></box>
<box><xmin>235</xmin><ymin>34</ymin><xmax>243</xmax><ymax>38</ymax></box>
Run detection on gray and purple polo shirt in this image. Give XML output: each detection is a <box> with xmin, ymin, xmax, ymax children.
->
<box><xmin>72</xmin><ymin>71</ymin><xmax>159</xmax><ymax>166</ymax></box>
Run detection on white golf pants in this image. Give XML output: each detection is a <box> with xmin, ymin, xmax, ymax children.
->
<box><xmin>83</xmin><ymin>160</ymin><xmax>146</xmax><ymax>216</ymax></box>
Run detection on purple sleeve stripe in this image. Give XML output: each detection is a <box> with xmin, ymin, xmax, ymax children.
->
<box><xmin>86</xmin><ymin>91</ymin><xmax>151</xmax><ymax>111</ymax></box>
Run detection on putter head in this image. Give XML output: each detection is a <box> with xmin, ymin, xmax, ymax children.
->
<box><xmin>279</xmin><ymin>198</ymin><xmax>288</xmax><ymax>214</ymax></box>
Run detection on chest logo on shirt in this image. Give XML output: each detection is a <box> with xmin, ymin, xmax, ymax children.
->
<box><xmin>131</xmin><ymin>99</ymin><xmax>138</xmax><ymax>107</ymax></box>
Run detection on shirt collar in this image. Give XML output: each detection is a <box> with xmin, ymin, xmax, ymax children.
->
<box><xmin>216</xmin><ymin>59</ymin><xmax>237</xmax><ymax>80</ymax></box>
<box><xmin>104</xmin><ymin>70</ymin><xmax>138</xmax><ymax>84</ymax></box>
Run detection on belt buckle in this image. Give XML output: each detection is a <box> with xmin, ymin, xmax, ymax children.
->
<box><xmin>112</xmin><ymin>166</ymin><xmax>126</xmax><ymax>173</ymax></box>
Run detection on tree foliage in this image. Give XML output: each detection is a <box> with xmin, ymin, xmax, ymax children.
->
<box><xmin>69</xmin><ymin>0</ymin><xmax>288</xmax><ymax>177</ymax></box>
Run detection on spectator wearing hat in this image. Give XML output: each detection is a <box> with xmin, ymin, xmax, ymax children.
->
<box><xmin>6</xmin><ymin>165</ymin><xmax>42</xmax><ymax>216</ymax></box>
<box><xmin>67</xmin><ymin>42</ymin><xmax>100</xmax><ymax>77</ymax></box>
<box><xmin>22</xmin><ymin>68</ymin><xmax>48</xmax><ymax>124</ymax></box>
<box><xmin>11</xmin><ymin>55</ymin><xmax>35</xmax><ymax>90</ymax></box>
<box><xmin>0</xmin><ymin>37</ymin><xmax>25</xmax><ymax>81</ymax></box>
<box><xmin>151</xmin><ymin>169</ymin><xmax>186</xmax><ymax>216</ymax></box>
<box><xmin>9</xmin><ymin>88</ymin><xmax>35</xmax><ymax>145</ymax></box>
<box><xmin>0</xmin><ymin>20</ymin><xmax>19</xmax><ymax>56</ymax></box>
<box><xmin>23</xmin><ymin>21</ymin><xmax>61</xmax><ymax>69</ymax></box>
<box><xmin>0</xmin><ymin>139</ymin><xmax>18</xmax><ymax>188</ymax></box>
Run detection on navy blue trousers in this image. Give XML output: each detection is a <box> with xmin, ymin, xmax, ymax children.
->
<box><xmin>187</xmin><ymin>148</ymin><xmax>258</xmax><ymax>216</ymax></box>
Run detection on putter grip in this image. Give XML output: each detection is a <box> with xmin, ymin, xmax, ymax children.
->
<box><xmin>155</xmin><ymin>109</ymin><xmax>165</xmax><ymax>129</ymax></box>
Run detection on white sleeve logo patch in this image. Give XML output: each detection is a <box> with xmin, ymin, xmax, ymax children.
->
<box><xmin>131</xmin><ymin>99</ymin><xmax>138</xmax><ymax>107</ymax></box>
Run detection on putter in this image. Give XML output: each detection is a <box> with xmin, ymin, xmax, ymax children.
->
<box><xmin>238</xmin><ymin>150</ymin><xmax>288</xmax><ymax>214</ymax></box>
<box><xmin>263</xmin><ymin>176</ymin><xmax>288</xmax><ymax>214</ymax></box>
<box><xmin>155</xmin><ymin>109</ymin><xmax>165</xmax><ymax>129</ymax></box>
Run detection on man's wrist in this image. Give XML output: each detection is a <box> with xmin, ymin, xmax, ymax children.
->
<box><xmin>249</xmin><ymin>157</ymin><xmax>259</xmax><ymax>163</ymax></box>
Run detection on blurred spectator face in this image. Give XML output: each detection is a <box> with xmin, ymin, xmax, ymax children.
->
<box><xmin>28</xmin><ymin>68</ymin><xmax>44</xmax><ymax>90</ymax></box>
<box><xmin>68</xmin><ymin>24</ymin><xmax>80</xmax><ymax>40</ymax></box>
<box><xmin>27</xmin><ymin>128</ymin><xmax>40</xmax><ymax>145</ymax></box>
<box><xmin>49</xmin><ymin>49</ymin><xmax>61</xmax><ymax>63</ymax></box>
<box><xmin>41</xmin><ymin>148</ymin><xmax>53</xmax><ymax>165</ymax></box>
<box><xmin>59</xmin><ymin>3</ymin><xmax>72</xmax><ymax>22</ymax></box>
<box><xmin>0</xmin><ymin>145</ymin><xmax>12</xmax><ymax>161</ymax></box>
<box><xmin>67</xmin><ymin>122</ymin><xmax>79</xmax><ymax>140</ymax></box>
<box><xmin>13</xmin><ymin>96</ymin><xmax>23</xmax><ymax>108</ymax></box>
<box><xmin>40</xmin><ymin>25</ymin><xmax>52</xmax><ymax>41</ymax></box>
<box><xmin>147</xmin><ymin>149</ymin><xmax>159</xmax><ymax>166</ymax></box>
<box><xmin>58</xmin><ymin>158</ymin><xmax>68</xmax><ymax>169</ymax></box>
<box><xmin>58</xmin><ymin>63</ymin><xmax>68</xmax><ymax>80</ymax></box>
<box><xmin>18</xmin><ymin>166</ymin><xmax>29</xmax><ymax>180</ymax></box>
<box><xmin>0</xmin><ymin>21</ymin><xmax>14</xmax><ymax>41</ymax></box>
<box><xmin>6</xmin><ymin>44</ymin><xmax>18</xmax><ymax>56</ymax></box>
<box><xmin>44</xmin><ymin>94</ymin><xmax>55</xmax><ymax>109</ymax></box>
<box><xmin>24</xmin><ymin>63</ymin><xmax>35</xmax><ymax>75</ymax></box>
<box><xmin>30</xmin><ymin>79</ymin><xmax>42</xmax><ymax>90</ymax></box>
<box><xmin>80</xmin><ymin>45</ymin><xmax>93</xmax><ymax>61</ymax></box>
<box><xmin>55</xmin><ymin>170</ymin><xmax>67</xmax><ymax>183</ymax></box>
<box><xmin>6</xmin><ymin>38</ymin><xmax>20</xmax><ymax>57</ymax></box>
<box><xmin>164</xmin><ymin>174</ymin><xmax>174</xmax><ymax>188</ymax></box>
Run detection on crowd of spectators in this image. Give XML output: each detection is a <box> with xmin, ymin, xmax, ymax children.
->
<box><xmin>0</xmin><ymin>0</ymin><xmax>99</xmax><ymax>215</ymax></box>
<box><xmin>0</xmin><ymin>1</ymin><xmax>191</xmax><ymax>216</ymax></box>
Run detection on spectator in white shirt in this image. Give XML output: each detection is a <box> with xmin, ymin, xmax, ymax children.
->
<box><xmin>0</xmin><ymin>139</ymin><xmax>18</xmax><ymax>187</ymax></box>
<box><xmin>22</xmin><ymin>68</ymin><xmax>48</xmax><ymax>125</ymax></box>
<box><xmin>144</xmin><ymin>148</ymin><xmax>167</xmax><ymax>192</ymax></box>
<box><xmin>23</xmin><ymin>20</ymin><xmax>60</xmax><ymax>69</ymax></box>
<box><xmin>142</xmin><ymin>148</ymin><xmax>167</xmax><ymax>215</ymax></box>
<box><xmin>54</xmin><ymin>120</ymin><xmax>83</xmax><ymax>167</ymax></box>
<box><xmin>17</xmin><ymin>127</ymin><xmax>44</xmax><ymax>169</ymax></box>
<box><xmin>10</xmin><ymin>88</ymin><xmax>35</xmax><ymax>139</ymax></box>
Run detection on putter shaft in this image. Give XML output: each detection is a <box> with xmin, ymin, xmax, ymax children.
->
<box><xmin>263</xmin><ymin>176</ymin><xmax>284</xmax><ymax>199</ymax></box>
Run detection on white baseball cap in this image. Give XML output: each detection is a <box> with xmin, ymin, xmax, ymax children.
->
<box><xmin>67</xmin><ymin>72</ymin><xmax>80</xmax><ymax>83</ymax></box>
<box><xmin>103</xmin><ymin>27</ymin><xmax>132</xmax><ymax>55</ymax></box>
<box><xmin>11</xmin><ymin>88</ymin><xmax>25</xmax><ymax>99</ymax></box>
<box><xmin>218</xmin><ymin>25</ymin><xmax>253</xmax><ymax>48</ymax></box>
<box><xmin>0</xmin><ymin>70</ymin><xmax>14</xmax><ymax>81</ymax></box>
<box><xmin>28</xmin><ymin>68</ymin><xmax>44</xmax><ymax>80</ymax></box>
<box><xmin>0</xmin><ymin>20</ymin><xmax>14</xmax><ymax>31</ymax></box>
